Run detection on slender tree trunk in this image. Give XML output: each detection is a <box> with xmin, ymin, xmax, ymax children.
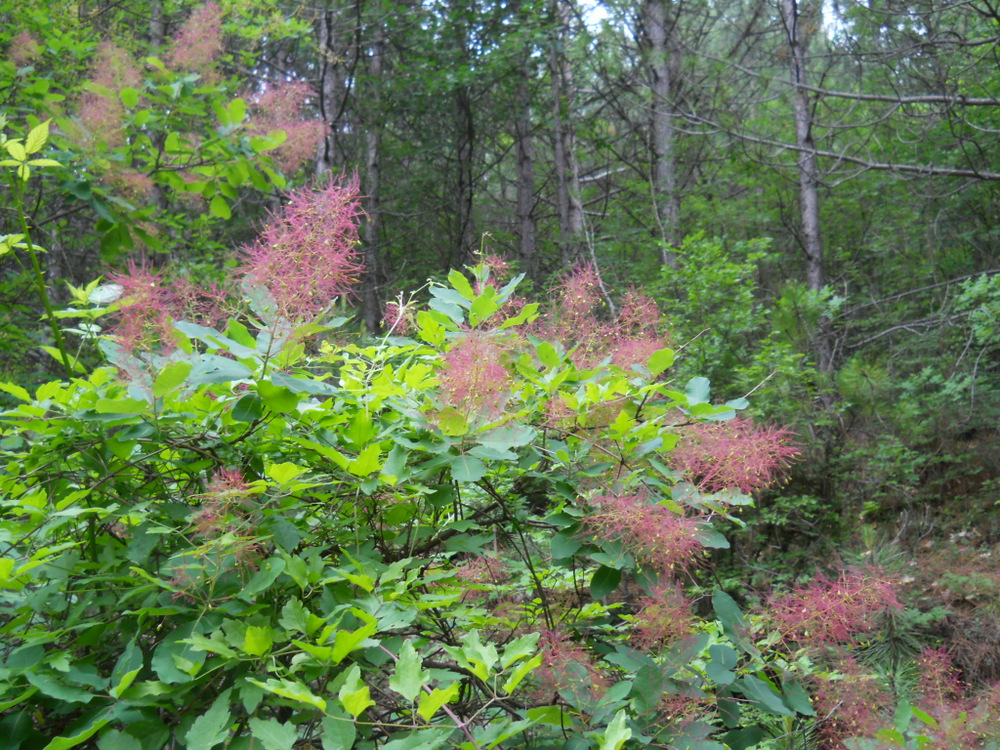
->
<box><xmin>781</xmin><ymin>0</ymin><xmax>833</xmax><ymax>373</ymax></box>
<box><xmin>316</xmin><ymin>1</ymin><xmax>348</xmax><ymax>174</ymax></box>
<box><xmin>643</xmin><ymin>0</ymin><xmax>681</xmax><ymax>267</ymax></box>
<box><xmin>454</xmin><ymin>89</ymin><xmax>476</xmax><ymax>267</ymax></box>
<box><xmin>362</xmin><ymin>15</ymin><xmax>385</xmax><ymax>335</ymax></box>
<box><xmin>149</xmin><ymin>0</ymin><xmax>164</xmax><ymax>48</ymax></box>
<box><xmin>513</xmin><ymin>28</ymin><xmax>537</xmax><ymax>282</ymax></box>
<box><xmin>550</xmin><ymin>0</ymin><xmax>584</xmax><ymax>267</ymax></box>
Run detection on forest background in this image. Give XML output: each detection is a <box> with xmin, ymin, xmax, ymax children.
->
<box><xmin>4</xmin><ymin>0</ymin><xmax>1000</xmax><ymax>747</ymax></box>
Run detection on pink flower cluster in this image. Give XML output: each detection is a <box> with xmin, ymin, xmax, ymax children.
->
<box><xmin>670</xmin><ymin>418</ymin><xmax>800</xmax><ymax>495</ymax></box>
<box><xmin>247</xmin><ymin>81</ymin><xmax>326</xmax><ymax>174</ymax></box>
<box><xmin>108</xmin><ymin>263</ymin><xmax>180</xmax><ymax>356</ymax></box>
<box><xmin>7</xmin><ymin>32</ymin><xmax>41</xmax><ymax>66</ymax></box>
<box><xmin>382</xmin><ymin>299</ymin><xmax>416</xmax><ymax>335</ymax></box>
<box><xmin>631</xmin><ymin>584</ymin><xmax>694</xmax><ymax>649</ymax></box>
<box><xmin>78</xmin><ymin>43</ymin><xmax>141</xmax><ymax>149</ymax></box>
<box><xmin>581</xmin><ymin>491</ymin><xmax>704</xmax><ymax>573</ymax></box>
<box><xmin>166</xmin><ymin>2</ymin><xmax>224</xmax><ymax>76</ymax></box>
<box><xmin>529</xmin><ymin>628</ymin><xmax>607</xmax><ymax>703</ymax></box>
<box><xmin>239</xmin><ymin>175</ymin><xmax>364</xmax><ymax>321</ymax></box>
<box><xmin>771</xmin><ymin>567</ymin><xmax>902</xmax><ymax>645</ymax></box>
<box><xmin>811</xmin><ymin>656</ymin><xmax>892</xmax><ymax>744</ymax></box>
<box><xmin>107</xmin><ymin>263</ymin><xmax>227</xmax><ymax>360</ymax></box>
<box><xmin>438</xmin><ymin>332</ymin><xmax>512</xmax><ymax>420</ymax></box>
<box><xmin>192</xmin><ymin>468</ymin><xmax>257</xmax><ymax>538</ymax></box>
<box><xmin>537</xmin><ymin>264</ymin><xmax>669</xmax><ymax>371</ymax></box>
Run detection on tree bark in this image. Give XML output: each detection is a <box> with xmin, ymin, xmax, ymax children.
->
<box><xmin>316</xmin><ymin>1</ymin><xmax>351</xmax><ymax>174</ymax></box>
<box><xmin>513</xmin><ymin>0</ymin><xmax>537</xmax><ymax>282</ymax></box>
<box><xmin>549</xmin><ymin>0</ymin><xmax>584</xmax><ymax>268</ymax></box>
<box><xmin>781</xmin><ymin>0</ymin><xmax>833</xmax><ymax>373</ymax></box>
<box><xmin>642</xmin><ymin>0</ymin><xmax>681</xmax><ymax>267</ymax></box>
<box><xmin>362</xmin><ymin>14</ymin><xmax>385</xmax><ymax>336</ymax></box>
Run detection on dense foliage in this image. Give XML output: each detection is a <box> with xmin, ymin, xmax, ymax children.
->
<box><xmin>6</xmin><ymin>0</ymin><xmax>1000</xmax><ymax>747</ymax></box>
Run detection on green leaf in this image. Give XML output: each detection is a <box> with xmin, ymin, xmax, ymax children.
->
<box><xmin>470</xmin><ymin>291</ymin><xmax>500</xmax><ymax>326</ymax></box>
<box><xmin>526</xmin><ymin>705</ymin><xmax>576</xmax><ymax>727</ymax></box>
<box><xmin>783</xmin><ymin>678</ymin><xmax>815</xmax><ymax>716</ymax></box>
<box><xmin>232</xmin><ymin>393</ymin><xmax>264</xmax><ymax>423</ymax></box>
<box><xmin>348</xmin><ymin>444</ymin><xmax>383</xmax><ymax>476</ymax></box>
<box><xmin>258</xmin><ymin>381</ymin><xmax>299</xmax><ymax>413</ymax></box>
<box><xmin>186</xmin><ymin>632</ymin><xmax>237</xmax><ymax>660</ymax></box>
<box><xmin>228</xmin><ymin>98</ymin><xmax>247</xmax><ymax>124</ymax></box>
<box><xmin>894</xmin><ymin>701</ymin><xmax>913</xmax><ymax>732</ymax></box>
<box><xmin>381</xmin><ymin>445</ymin><xmax>408</xmax><ymax>482</ymax></box>
<box><xmin>436</xmin><ymin>406</ymin><xmax>468</xmax><ymax>437</ymax></box>
<box><xmin>685</xmin><ymin>376</ymin><xmax>711</xmax><ymax>405</ymax></box>
<box><xmin>331</xmin><ymin>614</ymin><xmax>378</xmax><ymax>664</ymax></box>
<box><xmin>382</xmin><ymin>728</ymin><xmax>455</xmax><ymax>750</ymax></box>
<box><xmin>110</xmin><ymin>639</ymin><xmax>143</xmax><ymax>699</ymax></box>
<box><xmin>477</xmin><ymin>424</ymin><xmax>536</xmax><ymax>453</ymax></box>
<box><xmin>0</xmin><ymin>381</ymin><xmax>31</xmax><ymax>401</ymax></box>
<box><xmin>450</xmin><ymin>454</ymin><xmax>486</xmax><ymax>482</ymax></box>
<box><xmin>737</xmin><ymin>675</ymin><xmax>794</xmax><ymax>716</ymax></box>
<box><xmin>248</xmin><ymin>718</ymin><xmax>296</xmax><ymax>750</ymax></box>
<box><xmin>712</xmin><ymin>590</ymin><xmax>749</xmax><ymax>647</ymax></box>
<box><xmin>536</xmin><ymin>341</ymin><xmax>560</xmax><ymax>368</ymax></box>
<box><xmin>267</xmin><ymin>462</ymin><xmax>308</xmax><ymax>484</ymax></box>
<box><xmin>597</xmin><ymin>710</ymin><xmax>631</xmax><ymax>750</ymax></box>
<box><xmin>696</xmin><ymin>527</ymin><xmax>730</xmax><ymax>549</ymax></box>
<box><xmin>389</xmin><ymin>640</ymin><xmax>428</xmax><ymax>702</ymax></box>
<box><xmin>551</xmin><ymin>530</ymin><xmax>582</xmax><ymax>559</ymax></box>
<box><xmin>151</xmin><ymin>624</ymin><xmax>207</xmax><ymax>684</ymax></box>
<box><xmin>188</xmin><ymin>354</ymin><xmax>252</xmax><ymax>384</ymax></box>
<box><xmin>279</xmin><ymin>599</ymin><xmax>312</xmax><ymax>635</ymax></box>
<box><xmin>238</xmin><ymin>557</ymin><xmax>286</xmax><ymax>601</ymax></box>
<box><xmin>95</xmin><ymin>396</ymin><xmax>148</xmax><ymax>413</ymax></box>
<box><xmin>338</xmin><ymin>665</ymin><xmax>374</xmax><ymax>717</ymax></box>
<box><xmin>152</xmin><ymin>361</ymin><xmax>192</xmax><ymax>397</ymax></box>
<box><xmin>209</xmin><ymin>195</ymin><xmax>231</xmax><ymax>219</ymax></box>
<box><xmin>448</xmin><ymin>269</ymin><xmax>475</xmax><ymax>300</ymax></box>
<box><xmin>41</xmin><ymin>346</ymin><xmax>83</xmax><ymax>372</ymax></box>
<box><xmin>26</xmin><ymin>672</ymin><xmax>93</xmax><ymax>704</ymax></box>
<box><xmin>416</xmin><ymin>682</ymin><xmax>460</xmax><ymax>721</ymax></box>
<box><xmin>320</xmin><ymin>713</ymin><xmax>357</xmax><ymax>750</ymax></box>
<box><xmin>119</xmin><ymin>88</ymin><xmax>140</xmax><ymax>108</ymax></box>
<box><xmin>4</xmin><ymin>141</ymin><xmax>27</xmax><ymax>161</ymax></box>
<box><xmin>721</xmin><ymin>727</ymin><xmax>766</xmax><ymax>750</ymax></box>
<box><xmin>461</xmin><ymin>630</ymin><xmax>499</xmax><ymax>680</ymax></box>
<box><xmin>647</xmin><ymin>347</ymin><xmax>675</xmax><ymax>376</ymax></box>
<box><xmin>498</xmin><ymin>301</ymin><xmax>539</xmax><ymax>329</ymax></box>
<box><xmin>590</xmin><ymin>565</ymin><xmax>622</xmax><ymax>599</ymax></box>
<box><xmin>500</xmin><ymin>632</ymin><xmax>540</xmax><ymax>668</ymax></box>
<box><xmin>502</xmin><ymin>653</ymin><xmax>542</xmax><ymax>694</ymax></box>
<box><xmin>25</xmin><ymin>120</ymin><xmax>50</xmax><ymax>154</ymax></box>
<box><xmin>705</xmin><ymin>644</ymin><xmax>739</xmax><ymax>686</ymax></box>
<box><xmin>40</xmin><ymin>711</ymin><xmax>111</xmax><ymax>750</ymax></box>
<box><xmin>185</xmin><ymin>689</ymin><xmax>232</xmax><ymax>750</ymax></box>
<box><xmin>910</xmin><ymin>705</ymin><xmax>938</xmax><ymax>728</ymax></box>
<box><xmin>97</xmin><ymin>729</ymin><xmax>142</xmax><ymax>750</ymax></box>
<box><xmin>242</xmin><ymin>625</ymin><xmax>273</xmax><ymax>656</ymax></box>
<box><xmin>247</xmin><ymin>677</ymin><xmax>327</xmax><ymax>712</ymax></box>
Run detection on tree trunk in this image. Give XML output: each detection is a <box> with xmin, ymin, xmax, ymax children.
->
<box><xmin>549</xmin><ymin>0</ymin><xmax>584</xmax><ymax>268</ymax></box>
<box><xmin>149</xmin><ymin>0</ymin><xmax>164</xmax><ymax>48</ymax></box>
<box><xmin>513</xmin><ymin>11</ymin><xmax>537</xmax><ymax>282</ymax></box>
<box><xmin>643</xmin><ymin>0</ymin><xmax>681</xmax><ymax>268</ymax></box>
<box><xmin>780</xmin><ymin>0</ymin><xmax>833</xmax><ymax>373</ymax></box>
<box><xmin>316</xmin><ymin>1</ymin><xmax>349</xmax><ymax>174</ymax></box>
<box><xmin>362</xmin><ymin>15</ymin><xmax>385</xmax><ymax>336</ymax></box>
<box><xmin>454</xmin><ymin>87</ymin><xmax>476</xmax><ymax>268</ymax></box>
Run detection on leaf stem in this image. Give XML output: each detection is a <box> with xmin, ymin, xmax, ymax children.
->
<box><xmin>10</xmin><ymin>174</ymin><xmax>73</xmax><ymax>378</ymax></box>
